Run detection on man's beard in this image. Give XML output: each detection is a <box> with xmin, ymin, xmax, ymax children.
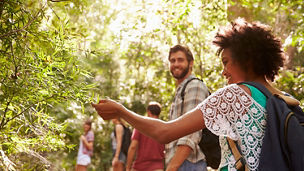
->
<box><xmin>171</xmin><ymin>64</ymin><xmax>190</xmax><ymax>80</ymax></box>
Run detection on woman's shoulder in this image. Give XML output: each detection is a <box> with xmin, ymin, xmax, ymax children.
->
<box><xmin>86</xmin><ymin>130</ymin><xmax>94</xmax><ymax>140</ymax></box>
<box><xmin>211</xmin><ymin>84</ymin><xmax>248</xmax><ymax>97</ymax></box>
<box><xmin>88</xmin><ymin>130</ymin><xmax>94</xmax><ymax>135</ymax></box>
<box><xmin>198</xmin><ymin>83</ymin><xmax>254</xmax><ymax>110</ymax></box>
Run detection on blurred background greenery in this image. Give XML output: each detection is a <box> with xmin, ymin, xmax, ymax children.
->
<box><xmin>0</xmin><ymin>0</ymin><xmax>303</xmax><ymax>170</ymax></box>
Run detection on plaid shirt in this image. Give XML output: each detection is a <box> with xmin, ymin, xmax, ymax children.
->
<box><xmin>166</xmin><ymin>74</ymin><xmax>209</xmax><ymax>164</ymax></box>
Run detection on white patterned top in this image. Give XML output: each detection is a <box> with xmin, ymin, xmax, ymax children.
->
<box><xmin>197</xmin><ymin>84</ymin><xmax>267</xmax><ymax>171</ymax></box>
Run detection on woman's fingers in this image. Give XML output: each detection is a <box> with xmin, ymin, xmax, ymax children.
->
<box><xmin>98</xmin><ymin>99</ymin><xmax>107</xmax><ymax>104</ymax></box>
<box><xmin>91</xmin><ymin>99</ymin><xmax>119</xmax><ymax>120</ymax></box>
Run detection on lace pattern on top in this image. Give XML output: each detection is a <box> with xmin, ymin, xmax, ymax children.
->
<box><xmin>197</xmin><ymin>84</ymin><xmax>267</xmax><ymax>171</ymax></box>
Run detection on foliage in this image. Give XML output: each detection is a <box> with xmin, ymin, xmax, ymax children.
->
<box><xmin>0</xmin><ymin>0</ymin><xmax>303</xmax><ymax>170</ymax></box>
<box><xmin>0</xmin><ymin>0</ymin><xmax>92</xmax><ymax>170</ymax></box>
<box><xmin>275</xmin><ymin>68</ymin><xmax>304</xmax><ymax>106</ymax></box>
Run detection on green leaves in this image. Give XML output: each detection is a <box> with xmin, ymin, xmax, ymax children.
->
<box><xmin>0</xmin><ymin>0</ymin><xmax>93</xmax><ymax>169</ymax></box>
<box><xmin>1</xmin><ymin>0</ymin><xmax>304</xmax><ymax>170</ymax></box>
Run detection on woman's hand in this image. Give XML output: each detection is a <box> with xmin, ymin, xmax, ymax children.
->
<box><xmin>112</xmin><ymin>156</ymin><xmax>119</xmax><ymax>167</ymax></box>
<box><xmin>91</xmin><ymin>99</ymin><xmax>124</xmax><ymax>120</ymax></box>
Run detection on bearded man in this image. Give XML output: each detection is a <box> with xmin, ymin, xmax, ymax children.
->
<box><xmin>165</xmin><ymin>45</ymin><xmax>209</xmax><ymax>171</ymax></box>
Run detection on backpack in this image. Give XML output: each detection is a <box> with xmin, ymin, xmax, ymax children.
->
<box><xmin>114</xmin><ymin>124</ymin><xmax>132</xmax><ymax>156</ymax></box>
<box><xmin>239</xmin><ymin>82</ymin><xmax>304</xmax><ymax>171</ymax></box>
<box><xmin>181</xmin><ymin>77</ymin><xmax>221</xmax><ymax>169</ymax></box>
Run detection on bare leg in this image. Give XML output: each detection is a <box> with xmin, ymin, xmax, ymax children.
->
<box><xmin>76</xmin><ymin>164</ymin><xmax>87</xmax><ymax>171</ymax></box>
<box><xmin>113</xmin><ymin>161</ymin><xmax>125</xmax><ymax>171</ymax></box>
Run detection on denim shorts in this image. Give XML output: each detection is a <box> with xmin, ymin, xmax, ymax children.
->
<box><xmin>112</xmin><ymin>149</ymin><xmax>126</xmax><ymax>164</ymax></box>
<box><xmin>76</xmin><ymin>154</ymin><xmax>91</xmax><ymax>166</ymax></box>
<box><xmin>178</xmin><ymin>160</ymin><xmax>207</xmax><ymax>171</ymax></box>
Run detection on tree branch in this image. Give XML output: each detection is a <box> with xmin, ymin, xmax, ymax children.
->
<box><xmin>0</xmin><ymin>0</ymin><xmax>6</xmax><ymax>19</ymax></box>
<box><xmin>0</xmin><ymin>100</ymin><xmax>11</xmax><ymax>130</ymax></box>
<box><xmin>0</xmin><ymin>5</ymin><xmax>44</xmax><ymax>38</ymax></box>
<box><xmin>48</xmin><ymin>2</ymin><xmax>61</xmax><ymax>20</ymax></box>
<box><xmin>10</xmin><ymin>39</ymin><xmax>19</xmax><ymax>80</ymax></box>
<box><xmin>2</xmin><ymin>104</ymin><xmax>34</xmax><ymax>128</ymax></box>
<box><xmin>1</xmin><ymin>94</ymin><xmax>57</xmax><ymax>129</ymax></box>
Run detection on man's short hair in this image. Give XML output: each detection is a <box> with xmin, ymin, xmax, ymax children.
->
<box><xmin>147</xmin><ymin>102</ymin><xmax>162</xmax><ymax>116</ymax></box>
<box><xmin>168</xmin><ymin>45</ymin><xmax>194</xmax><ymax>62</ymax></box>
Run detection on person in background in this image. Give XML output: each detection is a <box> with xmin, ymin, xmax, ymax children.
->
<box><xmin>111</xmin><ymin>118</ymin><xmax>126</xmax><ymax>171</ymax></box>
<box><xmin>126</xmin><ymin>102</ymin><xmax>165</xmax><ymax>171</ymax></box>
<box><xmin>76</xmin><ymin>119</ymin><xmax>94</xmax><ymax>171</ymax></box>
<box><xmin>92</xmin><ymin>18</ymin><xmax>287</xmax><ymax>171</ymax></box>
<box><xmin>166</xmin><ymin>45</ymin><xmax>209</xmax><ymax>171</ymax></box>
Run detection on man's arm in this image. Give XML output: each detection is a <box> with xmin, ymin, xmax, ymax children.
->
<box><xmin>126</xmin><ymin>140</ymin><xmax>139</xmax><ymax>171</ymax></box>
<box><xmin>166</xmin><ymin>145</ymin><xmax>192</xmax><ymax>171</ymax></box>
<box><xmin>167</xmin><ymin>80</ymin><xmax>209</xmax><ymax>170</ymax></box>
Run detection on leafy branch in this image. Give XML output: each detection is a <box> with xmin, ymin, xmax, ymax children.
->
<box><xmin>0</xmin><ymin>5</ymin><xmax>45</xmax><ymax>38</ymax></box>
<box><xmin>0</xmin><ymin>100</ymin><xmax>11</xmax><ymax>130</ymax></box>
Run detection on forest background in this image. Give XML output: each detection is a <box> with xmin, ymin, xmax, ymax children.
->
<box><xmin>1</xmin><ymin>0</ymin><xmax>304</xmax><ymax>170</ymax></box>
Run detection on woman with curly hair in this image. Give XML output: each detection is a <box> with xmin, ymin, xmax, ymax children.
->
<box><xmin>92</xmin><ymin>18</ymin><xmax>291</xmax><ymax>171</ymax></box>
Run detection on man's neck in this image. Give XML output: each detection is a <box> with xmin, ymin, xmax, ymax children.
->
<box><xmin>151</xmin><ymin>115</ymin><xmax>158</xmax><ymax>119</ymax></box>
<box><xmin>148</xmin><ymin>113</ymin><xmax>158</xmax><ymax>119</ymax></box>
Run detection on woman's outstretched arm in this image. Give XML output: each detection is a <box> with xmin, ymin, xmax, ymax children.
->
<box><xmin>92</xmin><ymin>99</ymin><xmax>206</xmax><ymax>144</ymax></box>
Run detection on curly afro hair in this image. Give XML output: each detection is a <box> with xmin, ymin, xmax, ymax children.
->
<box><xmin>213</xmin><ymin>18</ymin><xmax>285</xmax><ymax>81</ymax></box>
